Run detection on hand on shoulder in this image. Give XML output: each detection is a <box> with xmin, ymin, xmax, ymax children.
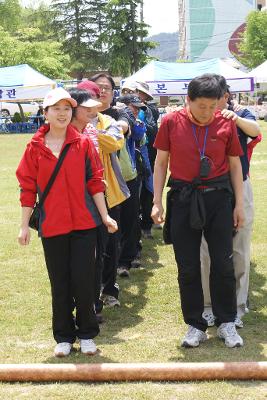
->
<box><xmin>220</xmin><ymin>108</ymin><xmax>239</xmax><ymax>121</ymax></box>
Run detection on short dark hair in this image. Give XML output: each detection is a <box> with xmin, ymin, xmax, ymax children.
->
<box><xmin>212</xmin><ymin>74</ymin><xmax>233</xmax><ymax>105</ymax></box>
<box><xmin>188</xmin><ymin>74</ymin><xmax>223</xmax><ymax>101</ymax></box>
<box><xmin>68</xmin><ymin>87</ymin><xmax>92</xmax><ymax>118</ymax></box>
<box><xmin>213</xmin><ymin>74</ymin><xmax>229</xmax><ymax>95</ymax></box>
<box><xmin>90</xmin><ymin>73</ymin><xmax>115</xmax><ymax>90</ymax></box>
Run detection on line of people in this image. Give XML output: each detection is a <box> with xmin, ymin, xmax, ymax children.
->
<box><xmin>16</xmin><ymin>75</ymin><xmax>160</xmax><ymax>357</ymax></box>
<box><xmin>16</xmin><ymin>72</ymin><xmax>261</xmax><ymax>356</ymax></box>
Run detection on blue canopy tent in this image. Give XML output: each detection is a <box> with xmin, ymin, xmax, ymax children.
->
<box><xmin>0</xmin><ymin>64</ymin><xmax>56</xmax><ymax>102</ymax></box>
<box><xmin>123</xmin><ymin>58</ymin><xmax>254</xmax><ymax>96</ymax></box>
<box><xmin>0</xmin><ymin>64</ymin><xmax>55</xmax><ymax>133</ymax></box>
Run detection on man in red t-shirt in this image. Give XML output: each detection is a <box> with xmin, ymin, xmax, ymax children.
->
<box><xmin>152</xmin><ymin>74</ymin><xmax>245</xmax><ymax>349</ymax></box>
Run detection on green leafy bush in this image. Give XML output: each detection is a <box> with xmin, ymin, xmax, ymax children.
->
<box><xmin>11</xmin><ymin>112</ymin><xmax>22</xmax><ymax>123</ymax></box>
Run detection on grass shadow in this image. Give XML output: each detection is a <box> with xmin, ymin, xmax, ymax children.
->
<box><xmin>247</xmin><ymin>261</ymin><xmax>267</xmax><ymax>314</ymax></box>
<box><xmin>169</xmin><ymin>260</ymin><xmax>267</xmax><ymax>363</ymax></box>
<box><xmin>97</xmin><ymin>229</ymin><xmax>165</xmax><ymax>342</ymax></box>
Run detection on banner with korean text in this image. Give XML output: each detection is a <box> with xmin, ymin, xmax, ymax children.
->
<box><xmin>146</xmin><ymin>78</ymin><xmax>253</xmax><ymax>96</ymax></box>
<box><xmin>0</xmin><ymin>85</ymin><xmax>53</xmax><ymax>102</ymax></box>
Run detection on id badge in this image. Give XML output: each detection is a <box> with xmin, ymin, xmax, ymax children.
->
<box><xmin>200</xmin><ymin>156</ymin><xmax>211</xmax><ymax>178</ymax></box>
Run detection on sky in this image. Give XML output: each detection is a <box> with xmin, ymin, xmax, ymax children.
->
<box><xmin>20</xmin><ymin>0</ymin><xmax>178</xmax><ymax>36</ymax></box>
<box><xmin>143</xmin><ymin>0</ymin><xmax>178</xmax><ymax>36</ymax></box>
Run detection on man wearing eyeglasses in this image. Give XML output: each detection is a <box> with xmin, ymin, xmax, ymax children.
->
<box><xmin>90</xmin><ymin>73</ymin><xmax>128</xmax><ymax>133</ymax></box>
<box><xmin>90</xmin><ymin>73</ymin><xmax>142</xmax><ymax>279</ymax></box>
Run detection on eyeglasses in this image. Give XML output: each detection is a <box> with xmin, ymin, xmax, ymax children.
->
<box><xmin>122</xmin><ymin>89</ymin><xmax>134</xmax><ymax>94</ymax></box>
<box><xmin>98</xmin><ymin>85</ymin><xmax>113</xmax><ymax>93</ymax></box>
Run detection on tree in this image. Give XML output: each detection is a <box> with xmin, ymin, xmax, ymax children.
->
<box><xmin>51</xmin><ymin>0</ymin><xmax>108</xmax><ymax>79</ymax></box>
<box><xmin>237</xmin><ymin>10</ymin><xmax>267</xmax><ymax>69</ymax></box>
<box><xmin>0</xmin><ymin>0</ymin><xmax>22</xmax><ymax>33</ymax></box>
<box><xmin>87</xmin><ymin>0</ymin><xmax>109</xmax><ymax>68</ymax></box>
<box><xmin>0</xmin><ymin>26</ymin><xmax>70</xmax><ymax>79</ymax></box>
<box><xmin>21</xmin><ymin>2</ymin><xmax>58</xmax><ymax>40</ymax></box>
<box><xmin>99</xmin><ymin>0</ymin><xmax>155</xmax><ymax>76</ymax></box>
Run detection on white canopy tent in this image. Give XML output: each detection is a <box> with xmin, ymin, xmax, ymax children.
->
<box><xmin>123</xmin><ymin>59</ymin><xmax>254</xmax><ymax>96</ymax></box>
<box><xmin>250</xmin><ymin>60</ymin><xmax>267</xmax><ymax>83</ymax></box>
<box><xmin>250</xmin><ymin>60</ymin><xmax>267</xmax><ymax>91</ymax></box>
<box><xmin>0</xmin><ymin>64</ymin><xmax>56</xmax><ymax>102</ymax></box>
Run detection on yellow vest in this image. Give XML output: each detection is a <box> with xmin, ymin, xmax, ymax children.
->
<box><xmin>96</xmin><ymin>113</ymin><xmax>126</xmax><ymax>208</ymax></box>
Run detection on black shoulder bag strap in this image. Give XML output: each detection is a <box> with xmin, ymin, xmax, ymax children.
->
<box><xmin>38</xmin><ymin>143</ymin><xmax>71</xmax><ymax>207</ymax></box>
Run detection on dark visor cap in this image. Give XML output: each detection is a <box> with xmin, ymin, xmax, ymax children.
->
<box><xmin>118</xmin><ymin>94</ymin><xmax>147</xmax><ymax>110</ymax></box>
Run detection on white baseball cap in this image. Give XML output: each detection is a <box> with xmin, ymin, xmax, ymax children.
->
<box><xmin>43</xmin><ymin>87</ymin><xmax>77</xmax><ymax>109</ymax></box>
<box><xmin>121</xmin><ymin>80</ymin><xmax>137</xmax><ymax>92</ymax></box>
<box><xmin>135</xmin><ymin>81</ymin><xmax>153</xmax><ymax>100</ymax></box>
<box><xmin>79</xmin><ymin>98</ymin><xmax>102</xmax><ymax>108</ymax></box>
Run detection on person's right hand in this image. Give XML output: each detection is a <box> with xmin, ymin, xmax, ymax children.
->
<box><xmin>18</xmin><ymin>226</ymin><xmax>31</xmax><ymax>245</ymax></box>
<box><xmin>231</xmin><ymin>100</ymin><xmax>244</xmax><ymax>112</ymax></box>
<box><xmin>221</xmin><ymin>108</ymin><xmax>238</xmax><ymax>121</ymax></box>
<box><xmin>151</xmin><ymin>203</ymin><xmax>165</xmax><ymax>224</ymax></box>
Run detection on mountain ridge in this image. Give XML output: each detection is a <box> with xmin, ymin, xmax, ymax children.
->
<box><xmin>146</xmin><ymin>32</ymin><xmax>179</xmax><ymax>62</ymax></box>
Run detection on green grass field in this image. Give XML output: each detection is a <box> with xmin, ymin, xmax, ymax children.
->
<box><xmin>0</xmin><ymin>122</ymin><xmax>266</xmax><ymax>399</ymax></box>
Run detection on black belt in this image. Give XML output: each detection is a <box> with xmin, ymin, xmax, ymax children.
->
<box><xmin>198</xmin><ymin>187</ymin><xmax>217</xmax><ymax>193</ymax></box>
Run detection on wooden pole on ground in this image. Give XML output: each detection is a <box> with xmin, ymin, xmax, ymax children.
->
<box><xmin>0</xmin><ymin>362</ymin><xmax>267</xmax><ymax>382</ymax></box>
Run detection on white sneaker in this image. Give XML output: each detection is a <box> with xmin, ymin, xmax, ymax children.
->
<box><xmin>202</xmin><ymin>310</ymin><xmax>215</xmax><ymax>327</ymax></box>
<box><xmin>117</xmin><ymin>266</ymin><xmax>130</xmax><ymax>278</ymax></box>
<box><xmin>54</xmin><ymin>342</ymin><xmax>72</xmax><ymax>357</ymax></box>
<box><xmin>181</xmin><ymin>325</ymin><xmax>207</xmax><ymax>348</ymax></box>
<box><xmin>101</xmin><ymin>294</ymin><xmax>121</xmax><ymax>307</ymax></box>
<box><xmin>80</xmin><ymin>339</ymin><xmax>97</xmax><ymax>355</ymax></box>
<box><xmin>217</xmin><ymin>322</ymin><xmax>244</xmax><ymax>348</ymax></box>
<box><xmin>131</xmin><ymin>257</ymin><xmax>141</xmax><ymax>268</ymax></box>
<box><xmin>234</xmin><ymin>316</ymin><xmax>244</xmax><ymax>329</ymax></box>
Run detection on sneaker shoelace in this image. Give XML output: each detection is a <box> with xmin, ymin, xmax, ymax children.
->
<box><xmin>223</xmin><ymin>323</ymin><xmax>238</xmax><ymax>338</ymax></box>
<box><xmin>187</xmin><ymin>326</ymin><xmax>200</xmax><ymax>338</ymax></box>
<box><xmin>203</xmin><ymin>312</ymin><xmax>214</xmax><ymax>323</ymax></box>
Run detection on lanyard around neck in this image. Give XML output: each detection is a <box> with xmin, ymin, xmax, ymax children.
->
<box><xmin>192</xmin><ymin>124</ymin><xmax>209</xmax><ymax>158</ymax></box>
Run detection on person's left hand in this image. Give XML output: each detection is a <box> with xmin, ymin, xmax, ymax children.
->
<box><xmin>151</xmin><ymin>203</ymin><xmax>165</xmax><ymax>224</ymax></box>
<box><xmin>221</xmin><ymin>108</ymin><xmax>239</xmax><ymax>121</ymax></box>
<box><xmin>103</xmin><ymin>215</ymin><xmax>118</xmax><ymax>233</ymax></box>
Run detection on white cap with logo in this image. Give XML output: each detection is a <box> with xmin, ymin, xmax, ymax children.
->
<box><xmin>43</xmin><ymin>87</ymin><xmax>77</xmax><ymax>109</ymax></box>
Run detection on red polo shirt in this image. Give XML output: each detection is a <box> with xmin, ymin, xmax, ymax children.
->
<box><xmin>154</xmin><ymin>108</ymin><xmax>243</xmax><ymax>182</ymax></box>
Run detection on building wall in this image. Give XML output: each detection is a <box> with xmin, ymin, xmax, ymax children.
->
<box><xmin>257</xmin><ymin>0</ymin><xmax>266</xmax><ymax>9</ymax></box>
<box><xmin>185</xmin><ymin>0</ymin><xmax>257</xmax><ymax>61</ymax></box>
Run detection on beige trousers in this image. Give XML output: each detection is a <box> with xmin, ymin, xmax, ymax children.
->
<box><xmin>201</xmin><ymin>178</ymin><xmax>254</xmax><ymax>318</ymax></box>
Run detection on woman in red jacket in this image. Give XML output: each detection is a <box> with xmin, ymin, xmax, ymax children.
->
<box><xmin>16</xmin><ymin>87</ymin><xmax>117</xmax><ymax>357</ymax></box>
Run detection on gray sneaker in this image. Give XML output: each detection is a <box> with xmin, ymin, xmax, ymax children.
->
<box><xmin>153</xmin><ymin>224</ymin><xmax>163</xmax><ymax>230</ymax></box>
<box><xmin>80</xmin><ymin>339</ymin><xmax>97</xmax><ymax>355</ymax></box>
<box><xmin>100</xmin><ymin>294</ymin><xmax>120</xmax><ymax>308</ymax></box>
<box><xmin>217</xmin><ymin>322</ymin><xmax>244</xmax><ymax>348</ymax></box>
<box><xmin>117</xmin><ymin>266</ymin><xmax>130</xmax><ymax>278</ymax></box>
<box><xmin>181</xmin><ymin>325</ymin><xmax>207</xmax><ymax>348</ymax></box>
<box><xmin>131</xmin><ymin>257</ymin><xmax>141</xmax><ymax>268</ymax></box>
<box><xmin>202</xmin><ymin>310</ymin><xmax>215</xmax><ymax>327</ymax></box>
<box><xmin>234</xmin><ymin>316</ymin><xmax>244</xmax><ymax>328</ymax></box>
<box><xmin>142</xmin><ymin>229</ymin><xmax>154</xmax><ymax>239</ymax></box>
<box><xmin>54</xmin><ymin>342</ymin><xmax>72</xmax><ymax>357</ymax></box>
